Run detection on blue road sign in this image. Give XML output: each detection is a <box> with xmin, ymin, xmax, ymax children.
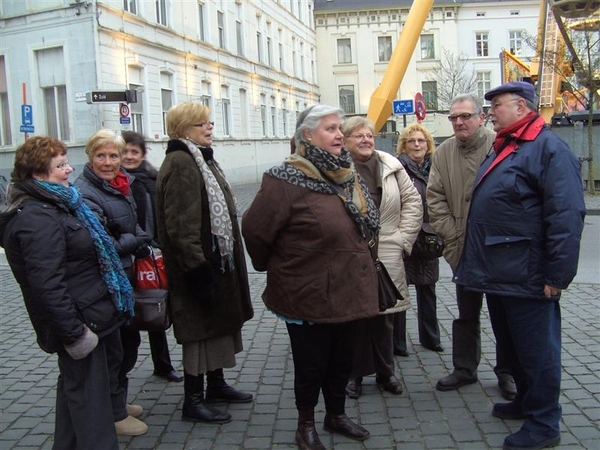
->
<box><xmin>393</xmin><ymin>99</ymin><xmax>414</xmax><ymax>115</ymax></box>
<box><xmin>120</xmin><ymin>117</ymin><xmax>131</xmax><ymax>125</ymax></box>
<box><xmin>21</xmin><ymin>104</ymin><xmax>33</xmax><ymax>125</ymax></box>
<box><xmin>20</xmin><ymin>125</ymin><xmax>35</xmax><ymax>133</ymax></box>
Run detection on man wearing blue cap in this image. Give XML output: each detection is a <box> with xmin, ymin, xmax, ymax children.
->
<box><xmin>454</xmin><ymin>81</ymin><xmax>585</xmax><ymax>450</ymax></box>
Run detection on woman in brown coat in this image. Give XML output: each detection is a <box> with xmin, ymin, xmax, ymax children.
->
<box><xmin>243</xmin><ymin>104</ymin><xmax>380</xmax><ymax>450</ymax></box>
<box><xmin>155</xmin><ymin>102</ymin><xmax>254</xmax><ymax>424</ymax></box>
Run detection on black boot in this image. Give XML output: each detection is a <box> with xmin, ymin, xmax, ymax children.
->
<box><xmin>296</xmin><ymin>409</ymin><xmax>326</xmax><ymax>450</ymax></box>
<box><xmin>182</xmin><ymin>373</ymin><xmax>232</xmax><ymax>423</ymax></box>
<box><xmin>205</xmin><ymin>368</ymin><xmax>253</xmax><ymax>403</ymax></box>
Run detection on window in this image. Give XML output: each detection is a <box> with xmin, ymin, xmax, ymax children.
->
<box><xmin>509</xmin><ymin>30</ymin><xmax>523</xmax><ymax>55</ymax></box>
<box><xmin>477</xmin><ymin>72</ymin><xmax>491</xmax><ymax>104</ymax></box>
<box><xmin>378</xmin><ymin>36</ymin><xmax>392</xmax><ymax>62</ymax></box>
<box><xmin>422</xmin><ymin>81</ymin><xmax>438</xmax><ymax>110</ymax></box>
<box><xmin>239</xmin><ymin>88</ymin><xmax>248</xmax><ymax>136</ymax></box>
<box><xmin>278</xmin><ymin>42</ymin><xmax>284</xmax><ymax>71</ymax></box>
<box><xmin>476</xmin><ymin>32</ymin><xmax>489</xmax><ymax>57</ymax></box>
<box><xmin>0</xmin><ymin>56</ymin><xmax>12</xmax><ymax>146</ymax></box>
<box><xmin>201</xmin><ymin>80</ymin><xmax>211</xmax><ymax>109</ymax></box>
<box><xmin>338</xmin><ymin>85</ymin><xmax>355</xmax><ymax>114</ymax></box>
<box><xmin>156</xmin><ymin>0</ymin><xmax>167</xmax><ymax>26</ymax></box>
<box><xmin>37</xmin><ymin>47</ymin><xmax>70</xmax><ymax>140</ymax></box>
<box><xmin>198</xmin><ymin>2</ymin><xmax>206</xmax><ymax>41</ymax></box>
<box><xmin>337</xmin><ymin>38</ymin><xmax>352</xmax><ymax>64</ymax></box>
<box><xmin>281</xmin><ymin>98</ymin><xmax>288</xmax><ymax>136</ymax></box>
<box><xmin>260</xmin><ymin>94</ymin><xmax>267</xmax><ymax>136</ymax></box>
<box><xmin>311</xmin><ymin>47</ymin><xmax>315</xmax><ymax>82</ymax></box>
<box><xmin>270</xmin><ymin>96</ymin><xmax>277</xmax><ymax>136</ymax></box>
<box><xmin>420</xmin><ymin>34</ymin><xmax>435</xmax><ymax>60</ymax></box>
<box><xmin>292</xmin><ymin>39</ymin><xmax>297</xmax><ymax>75</ymax></box>
<box><xmin>221</xmin><ymin>85</ymin><xmax>231</xmax><ymax>137</ymax></box>
<box><xmin>236</xmin><ymin>20</ymin><xmax>244</xmax><ymax>56</ymax></box>
<box><xmin>267</xmin><ymin>37</ymin><xmax>273</xmax><ymax>66</ymax></box>
<box><xmin>160</xmin><ymin>71</ymin><xmax>173</xmax><ymax>136</ymax></box>
<box><xmin>217</xmin><ymin>11</ymin><xmax>225</xmax><ymax>49</ymax></box>
<box><xmin>124</xmin><ymin>0</ymin><xmax>137</xmax><ymax>14</ymax></box>
<box><xmin>300</xmin><ymin>42</ymin><xmax>305</xmax><ymax>79</ymax></box>
<box><xmin>257</xmin><ymin>32</ymin><xmax>263</xmax><ymax>63</ymax></box>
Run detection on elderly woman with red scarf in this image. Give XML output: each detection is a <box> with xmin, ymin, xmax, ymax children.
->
<box><xmin>75</xmin><ymin>129</ymin><xmax>152</xmax><ymax>437</ymax></box>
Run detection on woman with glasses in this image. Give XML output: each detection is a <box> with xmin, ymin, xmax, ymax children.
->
<box><xmin>395</xmin><ymin>123</ymin><xmax>444</xmax><ymax>356</ymax></box>
<box><xmin>243</xmin><ymin>105</ymin><xmax>382</xmax><ymax>449</ymax></box>
<box><xmin>75</xmin><ymin>129</ymin><xmax>152</xmax><ymax>436</ymax></box>
<box><xmin>0</xmin><ymin>136</ymin><xmax>131</xmax><ymax>449</ymax></box>
<box><xmin>341</xmin><ymin>116</ymin><xmax>422</xmax><ymax>399</ymax></box>
<box><xmin>155</xmin><ymin>102</ymin><xmax>254</xmax><ymax>424</ymax></box>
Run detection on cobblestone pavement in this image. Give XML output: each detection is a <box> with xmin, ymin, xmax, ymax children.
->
<box><xmin>1</xmin><ymin>182</ymin><xmax>598</xmax><ymax>450</ymax></box>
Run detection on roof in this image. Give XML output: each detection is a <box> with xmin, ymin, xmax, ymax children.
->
<box><xmin>313</xmin><ymin>0</ymin><xmax>536</xmax><ymax>12</ymax></box>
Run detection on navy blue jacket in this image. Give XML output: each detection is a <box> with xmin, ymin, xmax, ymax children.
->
<box><xmin>454</xmin><ymin>124</ymin><xmax>585</xmax><ymax>299</ymax></box>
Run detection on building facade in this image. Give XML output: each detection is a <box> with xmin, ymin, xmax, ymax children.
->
<box><xmin>0</xmin><ymin>0</ymin><xmax>319</xmax><ymax>183</ymax></box>
<box><xmin>313</xmin><ymin>0</ymin><xmax>539</xmax><ymax>139</ymax></box>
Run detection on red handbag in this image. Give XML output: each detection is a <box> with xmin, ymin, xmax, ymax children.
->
<box><xmin>134</xmin><ymin>248</ymin><xmax>168</xmax><ymax>289</ymax></box>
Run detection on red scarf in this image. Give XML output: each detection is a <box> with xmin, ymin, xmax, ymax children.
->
<box><xmin>109</xmin><ymin>170</ymin><xmax>130</xmax><ymax>195</ymax></box>
<box><xmin>492</xmin><ymin>111</ymin><xmax>539</xmax><ymax>154</ymax></box>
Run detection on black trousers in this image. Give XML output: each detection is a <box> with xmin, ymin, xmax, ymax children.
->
<box><xmin>118</xmin><ymin>324</ymin><xmax>141</xmax><ymax>409</ymax></box>
<box><xmin>148</xmin><ymin>330</ymin><xmax>175</xmax><ymax>374</ymax></box>
<box><xmin>350</xmin><ymin>314</ymin><xmax>395</xmax><ymax>378</ymax></box>
<box><xmin>394</xmin><ymin>283</ymin><xmax>441</xmax><ymax>351</ymax></box>
<box><xmin>286</xmin><ymin>321</ymin><xmax>357</xmax><ymax>414</ymax></box>
<box><xmin>453</xmin><ymin>285</ymin><xmax>511</xmax><ymax>379</ymax></box>
<box><xmin>53</xmin><ymin>328</ymin><xmax>122</xmax><ymax>450</ymax></box>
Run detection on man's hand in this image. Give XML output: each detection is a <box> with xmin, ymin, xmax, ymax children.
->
<box><xmin>543</xmin><ymin>284</ymin><xmax>561</xmax><ymax>298</ymax></box>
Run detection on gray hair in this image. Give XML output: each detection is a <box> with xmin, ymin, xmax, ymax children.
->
<box><xmin>294</xmin><ymin>104</ymin><xmax>344</xmax><ymax>147</ymax></box>
<box><xmin>342</xmin><ymin>116</ymin><xmax>375</xmax><ymax>137</ymax></box>
<box><xmin>450</xmin><ymin>93</ymin><xmax>484</xmax><ymax>115</ymax></box>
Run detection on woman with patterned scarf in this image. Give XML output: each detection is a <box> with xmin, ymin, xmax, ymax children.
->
<box><xmin>0</xmin><ymin>136</ymin><xmax>132</xmax><ymax>449</ymax></box>
<box><xmin>155</xmin><ymin>102</ymin><xmax>254</xmax><ymax>425</ymax></box>
<box><xmin>242</xmin><ymin>105</ymin><xmax>380</xmax><ymax>450</ymax></box>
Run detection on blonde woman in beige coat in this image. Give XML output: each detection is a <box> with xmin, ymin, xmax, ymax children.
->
<box><xmin>343</xmin><ymin>116</ymin><xmax>422</xmax><ymax>399</ymax></box>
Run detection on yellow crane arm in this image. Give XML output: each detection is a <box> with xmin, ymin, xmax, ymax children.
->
<box><xmin>367</xmin><ymin>0</ymin><xmax>434</xmax><ymax>132</ymax></box>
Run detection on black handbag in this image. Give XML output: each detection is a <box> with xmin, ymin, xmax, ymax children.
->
<box><xmin>411</xmin><ymin>223</ymin><xmax>445</xmax><ymax>260</ymax></box>
<box><xmin>374</xmin><ymin>256</ymin><xmax>402</xmax><ymax>312</ymax></box>
<box><xmin>130</xmin><ymin>288</ymin><xmax>171</xmax><ymax>331</ymax></box>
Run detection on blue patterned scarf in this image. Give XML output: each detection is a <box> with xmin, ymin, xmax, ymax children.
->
<box><xmin>34</xmin><ymin>181</ymin><xmax>135</xmax><ymax>316</ymax></box>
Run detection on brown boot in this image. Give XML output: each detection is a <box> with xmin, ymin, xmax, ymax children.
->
<box><xmin>296</xmin><ymin>409</ymin><xmax>326</xmax><ymax>450</ymax></box>
<box><xmin>323</xmin><ymin>412</ymin><xmax>369</xmax><ymax>441</ymax></box>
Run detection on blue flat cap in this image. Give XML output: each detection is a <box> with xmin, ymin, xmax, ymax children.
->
<box><xmin>484</xmin><ymin>81</ymin><xmax>535</xmax><ymax>103</ymax></box>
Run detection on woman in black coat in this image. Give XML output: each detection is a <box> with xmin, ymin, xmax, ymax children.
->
<box><xmin>122</xmin><ymin>130</ymin><xmax>182</xmax><ymax>383</ymax></box>
<box><xmin>395</xmin><ymin>123</ymin><xmax>444</xmax><ymax>354</ymax></box>
<box><xmin>75</xmin><ymin>129</ymin><xmax>151</xmax><ymax>436</ymax></box>
<box><xmin>0</xmin><ymin>136</ymin><xmax>130</xmax><ymax>449</ymax></box>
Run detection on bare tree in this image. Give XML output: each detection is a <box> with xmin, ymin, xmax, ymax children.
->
<box><xmin>426</xmin><ymin>50</ymin><xmax>478</xmax><ymax>110</ymax></box>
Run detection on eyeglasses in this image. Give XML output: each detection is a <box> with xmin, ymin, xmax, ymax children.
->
<box><xmin>448</xmin><ymin>113</ymin><xmax>476</xmax><ymax>122</ymax></box>
<box><xmin>54</xmin><ymin>160</ymin><xmax>71</xmax><ymax>171</ymax></box>
<box><xmin>193</xmin><ymin>121</ymin><xmax>215</xmax><ymax>127</ymax></box>
<box><xmin>348</xmin><ymin>133</ymin><xmax>374</xmax><ymax>140</ymax></box>
<box><xmin>406</xmin><ymin>138</ymin><xmax>427</xmax><ymax>145</ymax></box>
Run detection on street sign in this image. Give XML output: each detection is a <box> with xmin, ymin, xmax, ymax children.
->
<box><xmin>120</xmin><ymin>117</ymin><xmax>131</xmax><ymax>125</ymax></box>
<box><xmin>21</xmin><ymin>104</ymin><xmax>33</xmax><ymax>125</ymax></box>
<box><xmin>393</xmin><ymin>99</ymin><xmax>414</xmax><ymax>115</ymax></box>
<box><xmin>414</xmin><ymin>92</ymin><xmax>427</xmax><ymax>121</ymax></box>
<box><xmin>85</xmin><ymin>90</ymin><xmax>137</xmax><ymax>104</ymax></box>
<box><xmin>20</xmin><ymin>125</ymin><xmax>35</xmax><ymax>133</ymax></box>
<box><xmin>119</xmin><ymin>103</ymin><xmax>130</xmax><ymax>117</ymax></box>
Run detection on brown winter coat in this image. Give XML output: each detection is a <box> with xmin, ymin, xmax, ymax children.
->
<box><xmin>426</xmin><ymin>126</ymin><xmax>494</xmax><ymax>271</ymax></box>
<box><xmin>155</xmin><ymin>141</ymin><xmax>253</xmax><ymax>344</ymax></box>
<box><xmin>241</xmin><ymin>174</ymin><xmax>379</xmax><ymax>324</ymax></box>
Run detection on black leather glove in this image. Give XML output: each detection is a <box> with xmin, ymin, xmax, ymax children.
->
<box><xmin>134</xmin><ymin>244</ymin><xmax>151</xmax><ymax>259</ymax></box>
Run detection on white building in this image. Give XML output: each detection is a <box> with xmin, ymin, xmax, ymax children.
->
<box><xmin>0</xmin><ymin>0</ymin><xmax>319</xmax><ymax>183</ymax></box>
<box><xmin>313</xmin><ymin>0</ymin><xmax>539</xmax><ymax>140</ymax></box>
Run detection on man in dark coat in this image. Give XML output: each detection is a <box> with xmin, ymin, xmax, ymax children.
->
<box><xmin>454</xmin><ymin>81</ymin><xmax>585</xmax><ymax>450</ymax></box>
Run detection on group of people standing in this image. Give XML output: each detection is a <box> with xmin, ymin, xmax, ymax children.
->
<box><xmin>0</xmin><ymin>80</ymin><xmax>585</xmax><ymax>450</ymax></box>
